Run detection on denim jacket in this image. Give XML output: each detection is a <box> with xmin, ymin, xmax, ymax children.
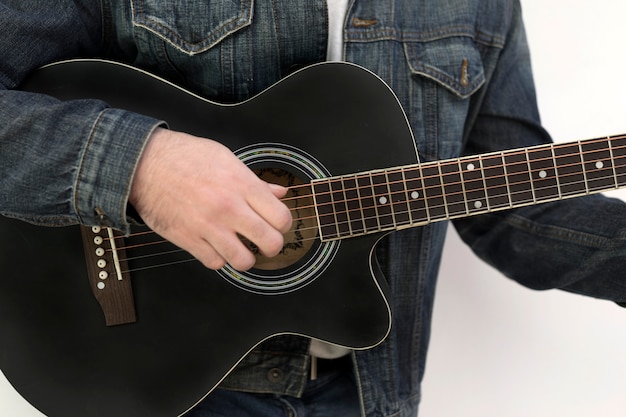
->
<box><xmin>1</xmin><ymin>1</ymin><xmax>625</xmax><ymax>416</ymax></box>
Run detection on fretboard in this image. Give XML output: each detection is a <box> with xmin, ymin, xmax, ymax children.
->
<box><xmin>312</xmin><ymin>134</ymin><xmax>626</xmax><ymax>241</ymax></box>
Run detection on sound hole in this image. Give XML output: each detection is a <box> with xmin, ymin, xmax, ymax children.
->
<box><xmin>251</xmin><ymin>168</ymin><xmax>317</xmax><ymax>271</ymax></box>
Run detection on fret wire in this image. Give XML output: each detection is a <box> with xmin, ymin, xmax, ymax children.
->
<box><xmin>549</xmin><ymin>143</ymin><xmax>563</xmax><ymax>199</ymax></box>
<box><xmin>353</xmin><ymin>174</ymin><xmax>367</xmax><ymax>234</ymax></box>
<box><xmin>457</xmin><ymin>159</ymin><xmax>470</xmax><ymax>215</ymax></box>
<box><xmin>501</xmin><ymin>151</ymin><xmax>513</xmax><ymax>208</ymax></box>
<box><xmin>577</xmin><ymin>140</ymin><xmax>590</xmax><ymax>194</ymax></box>
<box><xmin>524</xmin><ymin>148</ymin><xmax>538</xmax><ymax>203</ymax></box>
<box><xmin>612</xmin><ymin>137</ymin><xmax>626</xmax><ymax>186</ymax></box>
<box><xmin>400</xmin><ymin>168</ymin><xmax>415</xmax><ymax>224</ymax></box>
<box><xmin>422</xmin><ymin>164</ymin><xmax>446</xmax><ymax>220</ymax></box>
<box><xmin>608</xmin><ymin>137</ymin><xmax>619</xmax><ymax>188</ymax></box>
<box><xmin>368</xmin><ymin>172</ymin><xmax>383</xmax><ymax>231</ymax></box>
<box><xmin>436</xmin><ymin>162</ymin><xmax>451</xmax><ymax>219</ymax></box>
<box><xmin>328</xmin><ymin>179</ymin><xmax>344</xmax><ymax>237</ymax></box>
<box><xmin>418</xmin><ymin>163</ymin><xmax>432</xmax><ymax>223</ymax></box>
<box><xmin>383</xmin><ymin>170</ymin><xmax>398</xmax><ymax>229</ymax></box>
<box><xmin>332</xmin><ymin>177</ymin><xmax>348</xmax><ymax>237</ymax></box>
<box><xmin>612</xmin><ymin>136</ymin><xmax>626</xmax><ymax>186</ymax></box>
<box><xmin>338</xmin><ymin>176</ymin><xmax>354</xmax><ymax>237</ymax></box>
<box><xmin>478</xmin><ymin>156</ymin><xmax>491</xmax><ymax>211</ymax></box>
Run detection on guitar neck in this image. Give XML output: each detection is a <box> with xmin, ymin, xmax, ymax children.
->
<box><xmin>313</xmin><ymin>134</ymin><xmax>626</xmax><ymax>240</ymax></box>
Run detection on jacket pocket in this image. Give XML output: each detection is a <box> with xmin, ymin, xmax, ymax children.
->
<box><xmin>131</xmin><ymin>0</ymin><xmax>253</xmax><ymax>55</ymax></box>
<box><xmin>404</xmin><ymin>36</ymin><xmax>485</xmax><ymax>99</ymax></box>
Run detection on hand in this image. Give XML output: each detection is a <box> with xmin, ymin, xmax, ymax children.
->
<box><xmin>129</xmin><ymin>128</ymin><xmax>293</xmax><ymax>271</ymax></box>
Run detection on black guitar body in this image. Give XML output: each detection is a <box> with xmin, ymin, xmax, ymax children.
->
<box><xmin>0</xmin><ymin>61</ymin><xmax>417</xmax><ymax>416</ymax></box>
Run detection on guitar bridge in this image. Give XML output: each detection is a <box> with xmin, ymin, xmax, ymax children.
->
<box><xmin>81</xmin><ymin>225</ymin><xmax>137</xmax><ymax>326</ymax></box>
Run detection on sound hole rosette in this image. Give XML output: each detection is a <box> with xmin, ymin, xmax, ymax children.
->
<box><xmin>216</xmin><ymin>143</ymin><xmax>340</xmax><ymax>295</ymax></box>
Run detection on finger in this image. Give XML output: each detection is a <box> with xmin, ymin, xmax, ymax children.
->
<box><xmin>194</xmin><ymin>245</ymin><xmax>229</xmax><ymax>271</ymax></box>
<box><xmin>204</xmin><ymin>229</ymin><xmax>258</xmax><ymax>271</ymax></box>
<box><xmin>173</xmin><ymin>236</ymin><xmax>228</xmax><ymax>271</ymax></box>
<box><xmin>268</xmin><ymin>182</ymin><xmax>289</xmax><ymax>198</ymax></box>
<box><xmin>215</xmin><ymin>203</ymin><xmax>284</xmax><ymax>260</ymax></box>
<box><xmin>247</xmin><ymin>183</ymin><xmax>293</xmax><ymax>234</ymax></box>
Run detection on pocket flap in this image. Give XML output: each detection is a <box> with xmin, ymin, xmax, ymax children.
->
<box><xmin>131</xmin><ymin>0</ymin><xmax>253</xmax><ymax>55</ymax></box>
<box><xmin>404</xmin><ymin>37</ymin><xmax>485</xmax><ymax>98</ymax></box>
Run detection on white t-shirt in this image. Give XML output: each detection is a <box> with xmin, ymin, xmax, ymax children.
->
<box><xmin>326</xmin><ymin>0</ymin><xmax>349</xmax><ymax>61</ymax></box>
<box><xmin>309</xmin><ymin>0</ymin><xmax>353</xmax><ymax>361</ymax></box>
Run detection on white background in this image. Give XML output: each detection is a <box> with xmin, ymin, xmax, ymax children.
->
<box><xmin>420</xmin><ymin>1</ymin><xmax>626</xmax><ymax>416</ymax></box>
<box><xmin>2</xmin><ymin>1</ymin><xmax>626</xmax><ymax>416</ymax></box>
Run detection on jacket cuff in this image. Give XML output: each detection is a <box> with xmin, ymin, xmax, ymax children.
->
<box><xmin>74</xmin><ymin>108</ymin><xmax>165</xmax><ymax>234</ymax></box>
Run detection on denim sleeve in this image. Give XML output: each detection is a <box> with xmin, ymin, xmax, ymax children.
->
<box><xmin>454</xmin><ymin>1</ymin><xmax>626</xmax><ymax>304</ymax></box>
<box><xmin>0</xmin><ymin>0</ymin><xmax>164</xmax><ymax>233</ymax></box>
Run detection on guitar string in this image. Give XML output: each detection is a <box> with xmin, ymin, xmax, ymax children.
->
<box><xmin>282</xmin><ymin>136</ymin><xmax>626</xmax><ymax>199</ymax></box>
<box><xmin>114</xmin><ymin>135</ymin><xmax>626</xmax><ymax>245</ymax></box>
<box><xmin>109</xmin><ymin>140</ymin><xmax>617</xmax><ymax>268</ymax></box>
<box><xmin>111</xmin><ymin>165</ymin><xmax>626</xmax><ymax>276</ymax></box>
<box><xmin>104</xmin><ymin>137</ymin><xmax>626</xmax><ymax>270</ymax></box>
<box><xmin>112</xmin><ymin>159</ymin><xmax>626</xmax><ymax>275</ymax></box>
<box><xmin>279</xmin><ymin>135</ymin><xmax>626</xmax><ymax>198</ymax></box>
<box><xmin>113</xmin><ymin>142</ymin><xmax>626</xmax><ymax>251</ymax></box>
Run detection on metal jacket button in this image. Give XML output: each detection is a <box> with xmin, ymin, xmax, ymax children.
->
<box><xmin>267</xmin><ymin>368</ymin><xmax>284</xmax><ymax>383</ymax></box>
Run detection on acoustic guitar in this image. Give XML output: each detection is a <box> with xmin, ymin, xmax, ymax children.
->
<box><xmin>1</xmin><ymin>60</ymin><xmax>625</xmax><ymax>417</ymax></box>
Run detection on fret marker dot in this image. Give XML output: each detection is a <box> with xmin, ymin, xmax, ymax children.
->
<box><xmin>596</xmin><ymin>161</ymin><xmax>604</xmax><ymax>169</ymax></box>
<box><xmin>379</xmin><ymin>196</ymin><xmax>388</xmax><ymax>205</ymax></box>
<box><xmin>539</xmin><ymin>170</ymin><xmax>547</xmax><ymax>179</ymax></box>
<box><xmin>474</xmin><ymin>201</ymin><xmax>483</xmax><ymax>209</ymax></box>
<box><xmin>411</xmin><ymin>191</ymin><xmax>420</xmax><ymax>199</ymax></box>
<box><xmin>466</xmin><ymin>163</ymin><xmax>475</xmax><ymax>171</ymax></box>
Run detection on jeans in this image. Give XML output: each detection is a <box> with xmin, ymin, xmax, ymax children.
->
<box><xmin>188</xmin><ymin>358</ymin><xmax>360</xmax><ymax>417</ymax></box>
